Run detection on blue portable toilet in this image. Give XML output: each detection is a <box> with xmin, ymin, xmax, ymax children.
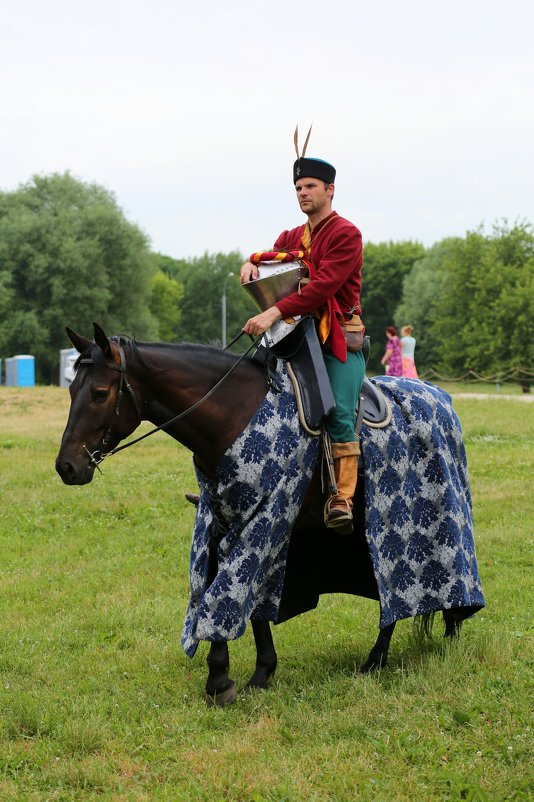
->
<box><xmin>5</xmin><ymin>355</ymin><xmax>35</xmax><ymax>387</ymax></box>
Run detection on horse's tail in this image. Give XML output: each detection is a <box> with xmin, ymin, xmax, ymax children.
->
<box><xmin>413</xmin><ymin>610</ymin><xmax>464</xmax><ymax>640</ymax></box>
<box><xmin>413</xmin><ymin>612</ymin><xmax>436</xmax><ymax>640</ymax></box>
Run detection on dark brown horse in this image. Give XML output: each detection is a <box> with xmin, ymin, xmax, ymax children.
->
<box><xmin>56</xmin><ymin>322</ymin><xmax>469</xmax><ymax>706</ymax></box>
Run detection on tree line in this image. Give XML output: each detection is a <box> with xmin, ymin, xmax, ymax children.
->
<box><xmin>0</xmin><ymin>172</ymin><xmax>532</xmax><ymax>384</ymax></box>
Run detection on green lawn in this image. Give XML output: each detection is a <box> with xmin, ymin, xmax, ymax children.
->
<box><xmin>0</xmin><ymin>386</ymin><xmax>532</xmax><ymax>801</ymax></box>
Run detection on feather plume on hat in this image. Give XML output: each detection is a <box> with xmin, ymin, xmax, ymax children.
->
<box><xmin>293</xmin><ymin>124</ymin><xmax>336</xmax><ymax>184</ymax></box>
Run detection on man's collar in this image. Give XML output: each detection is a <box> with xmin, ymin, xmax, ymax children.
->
<box><xmin>309</xmin><ymin>210</ymin><xmax>337</xmax><ymax>234</ymax></box>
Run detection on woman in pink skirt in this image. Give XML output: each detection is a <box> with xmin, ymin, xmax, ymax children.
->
<box><xmin>381</xmin><ymin>326</ymin><xmax>403</xmax><ymax>376</ymax></box>
<box><xmin>400</xmin><ymin>325</ymin><xmax>419</xmax><ymax>378</ymax></box>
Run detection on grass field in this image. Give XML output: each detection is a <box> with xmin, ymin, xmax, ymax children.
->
<box><xmin>0</xmin><ymin>385</ymin><xmax>532</xmax><ymax>801</ymax></box>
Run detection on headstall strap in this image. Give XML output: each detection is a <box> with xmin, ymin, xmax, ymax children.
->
<box><xmin>80</xmin><ymin>342</ymin><xmax>142</xmax><ymax>472</ymax></box>
<box><xmin>100</xmin><ymin>344</ymin><xmax>142</xmax><ymax>421</ymax></box>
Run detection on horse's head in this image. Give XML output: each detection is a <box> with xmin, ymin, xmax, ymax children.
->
<box><xmin>55</xmin><ymin>322</ymin><xmax>142</xmax><ymax>485</ymax></box>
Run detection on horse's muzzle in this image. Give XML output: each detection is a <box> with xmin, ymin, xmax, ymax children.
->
<box><xmin>55</xmin><ymin>456</ymin><xmax>95</xmax><ymax>485</ymax></box>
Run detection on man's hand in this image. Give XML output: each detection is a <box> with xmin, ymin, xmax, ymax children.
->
<box><xmin>240</xmin><ymin>261</ymin><xmax>259</xmax><ymax>284</ymax></box>
<box><xmin>242</xmin><ymin>306</ymin><xmax>283</xmax><ymax>337</ymax></box>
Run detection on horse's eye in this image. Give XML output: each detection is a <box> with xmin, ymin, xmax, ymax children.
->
<box><xmin>92</xmin><ymin>388</ymin><xmax>110</xmax><ymax>403</ymax></box>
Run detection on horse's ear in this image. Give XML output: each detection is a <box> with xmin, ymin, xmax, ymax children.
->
<box><xmin>66</xmin><ymin>327</ymin><xmax>93</xmax><ymax>354</ymax></box>
<box><xmin>92</xmin><ymin>322</ymin><xmax>112</xmax><ymax>359</ymax></box>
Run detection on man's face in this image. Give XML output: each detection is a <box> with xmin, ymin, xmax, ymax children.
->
<box><xmin>295</xmin><ymin>177</ymin><xmax>334</xmax><ymax>216</ymax></box>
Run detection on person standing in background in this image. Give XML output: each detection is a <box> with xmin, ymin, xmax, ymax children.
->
<box><xmin>381</xmin><ymin>326</ymin><xmax>402</xmax><ymax>376</ymax></box>
<box><xmin>400</xmin><ymin>325</ymin><xmax>419</xmax><ymax>378</ymax></box>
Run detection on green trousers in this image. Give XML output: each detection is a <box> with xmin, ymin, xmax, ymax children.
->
<box><xmin>323</xmin><ymin>350</ymin><xmax>366</xmax><ymax>443</ymax></box>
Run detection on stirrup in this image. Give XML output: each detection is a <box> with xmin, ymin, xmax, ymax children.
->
<box><xmin>324</xmin><ymin>495</ymin><xmax>353</xmax><ymax>535</ymax></box>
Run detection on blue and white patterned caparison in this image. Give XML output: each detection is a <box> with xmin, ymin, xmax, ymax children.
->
<box><xmin>181</xmin><ymin>369</ymin><xmax>485</xmax><ymax>657</ymax></box>
<box><xmin>181</xmin><ymin>365</ymin><xmax>320</xmax><ymax>657</ymax></box>
<box><xmin>361</xmin><ymin>376</ymin><xmax>484</xmax><ymax>630</ymax></box>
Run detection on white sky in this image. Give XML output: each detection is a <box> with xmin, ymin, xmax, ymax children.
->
<box><xmin>1</xmin><ymin>0</ymin><xmax>533</xmax><ymax>259</ymax></box>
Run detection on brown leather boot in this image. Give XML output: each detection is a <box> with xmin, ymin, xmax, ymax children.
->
<box><xmin>324</xmin><ymin>441</ymin><xmax>359</xmax><ymax>535</ymax></box>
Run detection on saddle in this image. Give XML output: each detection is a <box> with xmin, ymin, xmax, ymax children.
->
<box><xmin>269</xmin><ymin>316</ymin><xmax>392</xmax><ymax>433</ymax></box>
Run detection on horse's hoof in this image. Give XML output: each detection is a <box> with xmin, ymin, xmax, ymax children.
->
<box><xmin>244</xmin><ymin>665</ymin><xmax>276</xmax><ymax>692</ymax></box>
<box><xmin>205</xmin><ymin>681</ymin><xmax>237</xmax><ymax>707</ymax></box>
<box><xmin>359</xmin><ymin>657</ymin><xmax>387</xmax><ymax>674</ymax></box>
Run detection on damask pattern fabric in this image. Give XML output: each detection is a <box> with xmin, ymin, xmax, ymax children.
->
<box><xmin>361</xmin><ymin>376</ymin><xmax>485</xmax><ymax>629</ymax></box>
<box><xmin>181</xmin><ymin>364</ymin><xmax>320</xmax><ymax>657</ymax></box>
<box><xmin>181</xmin><ymin>371</ymin><xmax>485</xmax><ymax>657</ymax></box>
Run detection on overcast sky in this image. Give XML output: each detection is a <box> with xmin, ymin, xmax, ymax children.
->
<box><xmin>1</xmin><ymin>0</ymin><xmax>532</xmax><ymax>260</ymax></box>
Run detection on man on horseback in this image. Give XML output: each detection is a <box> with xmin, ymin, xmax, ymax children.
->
<box><xmin>241</xmin><ymin>145</ymin><xmax>365</xmax><ymax>534</ymax></box>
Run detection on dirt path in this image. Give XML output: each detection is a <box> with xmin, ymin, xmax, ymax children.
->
<box><xmin>452</xmin><ymin>393</ymin><xmax>534</xmax><ymax>402</ymax></box>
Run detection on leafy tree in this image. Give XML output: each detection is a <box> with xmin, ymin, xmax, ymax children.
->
<box><xmin>0</xmin><ymin>172</ymin><xmax>158</xmax><ymax>383</ymax></box>
<box><xmin>361</xmin><ymin>240</ymin><xmax>426</xmax><ymax>372</ymax></box>
<box><xmin>497</xmin><ymin>231</ymin><xmax>534</xmax><ymax>385</ymax></box>
<box><xmin>172</xmin><ymin>251</ymin><xmax>255</xmax><ymax>347</ymax></box>
<box><xmin>153</xmin><ymin>251</ymin><xmax>188</xmax><ymax>283</ymax></box>
<box><xmin>394</xmin><ymin>239</ymin><xmax>462</xmax><ymax>370</ymax></box>
<box><xmin>430</xmin><ymin>222</ymin><xmax>534</xmax><ymax>380</ymax></box>
<box><xmin>0</xmin><ymin>267</ymin><xmax>14</xmax><ymax>362</ymax></box>
<box><xmin>149</xmin><ymin>269</ymin><xmax>184</xmax><ymax>341</ymax></box>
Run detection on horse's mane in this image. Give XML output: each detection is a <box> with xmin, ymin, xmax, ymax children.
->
<box><xmin>114</xmin><ymin>336</ymin><xmax>246</xmax><ymax>374</ymax></box>
<box><xmin>73</xmin><ymin>335</ymin><xmax>249</xmax><ymax>376</ymax></box>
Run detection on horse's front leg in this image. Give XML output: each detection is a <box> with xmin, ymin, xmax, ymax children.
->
<box><xmin>245</xmin><ymin>619</ymin><xmax>277</xmax><ymax>691</ymax></box>
<box><xmin>203</xmin><ymin>532</ymin><xmax>237</xmax><ymax>706</ymax></box>
<box><xmin>359</xmin><ymin>621</ymin><xmax>396</xmax><ymax>673</ymax></box>
<box><xmin>205</xmin><ymin>641</ymin><xmax>237</xmax><ymax>706</ymax></box>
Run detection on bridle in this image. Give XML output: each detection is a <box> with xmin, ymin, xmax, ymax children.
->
<box><xmin>80</xmin><ymin>342</ymin><xmax>143</xmax><ymax>473</ymax></box>
<box><xmin>80</xmin><ymin>332</ymin><xmax>273</xmax><ymax>475</ymax></box>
